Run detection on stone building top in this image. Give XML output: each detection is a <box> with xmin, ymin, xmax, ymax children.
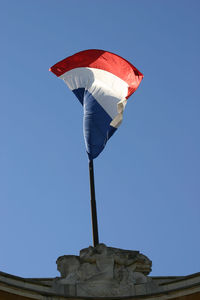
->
<box><xmin>0</xmin><ymin>244</ymin><xmax>200</xmax><ymax>299</ymax></box>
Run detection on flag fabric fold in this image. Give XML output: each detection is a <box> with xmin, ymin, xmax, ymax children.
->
<box><xmin>50</xmin><ymin>49</ymin><xmax>143</xmax><ymax>159</ymax></box>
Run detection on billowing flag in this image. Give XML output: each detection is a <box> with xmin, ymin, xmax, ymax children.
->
<box><xmin>50</xmin><ymin>49</ymin><xmax>143</xmax><ymax>159</ymax></box>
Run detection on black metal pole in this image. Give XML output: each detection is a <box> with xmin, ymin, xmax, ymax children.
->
<box><xmin>89</xmin><ymin>159</ymin><xmax>99</xmax><ymax>247</ymax></box>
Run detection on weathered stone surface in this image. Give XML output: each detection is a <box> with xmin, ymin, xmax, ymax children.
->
<box><xmin>1</xmin><ymin>269</ymin><xmax>200</xmax><ymax>300</ymax></box>
<box><xmin>54</xmin><ymin>243</ymin><xmax>153</xmax><ymax>297</ymax></box>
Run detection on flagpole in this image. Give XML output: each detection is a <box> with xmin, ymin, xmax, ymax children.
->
<box><xmin>89</xmin><ymin>159</ymin><xmax>99</xmax><ymax>247</ymax></box>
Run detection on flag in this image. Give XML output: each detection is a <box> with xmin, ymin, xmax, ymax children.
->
<box><xmin>50</xmin><ymin>49</ymin><xmax>143</xmax><ymax>159</ymax></box>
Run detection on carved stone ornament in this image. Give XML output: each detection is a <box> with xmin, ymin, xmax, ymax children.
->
<box><xmin>54</xmin><ymin>244</ymin><xmax>153</xmax><ymax>297</ymax></box>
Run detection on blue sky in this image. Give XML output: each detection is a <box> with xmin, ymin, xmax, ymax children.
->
<box><xmin>0</xmin><ymin>0</ymin><xmax>200</xmax><ymax>278</ymax></box>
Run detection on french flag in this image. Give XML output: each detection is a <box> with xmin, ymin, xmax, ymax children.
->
<box><xmin>50</xmin><ymin>49</ymin><xmax>143</xmax><ymax>159</ymax></box>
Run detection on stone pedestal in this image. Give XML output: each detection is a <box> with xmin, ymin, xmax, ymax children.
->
<box><xmin>54</xmin><ymin>243</ymin><xmax>154</xmax><ymax>297</ymax></box>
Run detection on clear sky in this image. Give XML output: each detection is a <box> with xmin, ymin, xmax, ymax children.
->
<box><xmin>0</xmin><ymin>0</ymin><xmax>200</xmax><ymax>279</ymax></box>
